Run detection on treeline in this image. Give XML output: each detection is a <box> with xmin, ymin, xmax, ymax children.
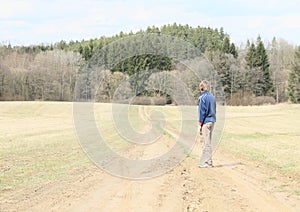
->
<box><xmin>0</xmin><ymin>23</ymin><xmax>300</xmax><ymax>104</ymax></box>
<box><xmin>0</xmin><ymin>50</ymin><xmax>84</xmax><ymax>101</ymax></box>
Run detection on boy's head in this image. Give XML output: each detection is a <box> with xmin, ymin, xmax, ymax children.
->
<box><xmin>199</xmin><ymin>80</ymin><xmax>210</xmax><ymax>93</ymax></box>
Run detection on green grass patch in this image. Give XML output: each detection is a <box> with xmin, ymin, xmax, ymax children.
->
<box><xmin>1</xmin><ymin>102</ymin><xmax>300</xmax><ymax>200</ymax></box>
<box><xmin>269</xmin><ymin>176</ymin><xmax>277</xmax><ymax>180</ymax></box>
<box><xmin>221</xmin><ymin>104</ymin><xmax>300</xmax><ymax>178</ymax></box>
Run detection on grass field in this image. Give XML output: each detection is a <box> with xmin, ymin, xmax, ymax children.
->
<box><xmin>221</xmin><ymin>104</ymin><xmax>300</xmax><ymax>178</ymax></box>
<box><xmin>1</xmin><ymin>102</ymin><xmax>300</xmax><ymax>201</ymax></box>
<box><xmin>0</xmin><ymin>102</ymin><xmax>90</xmax><ymax>199</ymax></box>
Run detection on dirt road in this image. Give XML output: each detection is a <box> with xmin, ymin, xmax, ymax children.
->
<box><xmin>1</xmin><ymin>103</ymin><xmax>299</xmax><ymax>212</ymax></box>
<box><xmin>11</xmin><ymin>143</ymin><xmax>297</xmax><ymax>212</ymax></box>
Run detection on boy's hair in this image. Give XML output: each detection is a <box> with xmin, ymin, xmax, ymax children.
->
<box><xmin>199</xmin><ymin>80</ymin><xmax>210</xmax><ymax>92</ymax></box>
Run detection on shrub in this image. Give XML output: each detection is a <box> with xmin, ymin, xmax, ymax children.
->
<box><xmin>131</xmin><ymin>96</ymin><xmax>166</xmax><ymax>105</ymax></box>
<box><xmin>227</xmin><ymin>93</ymin><xmax>275</xmax><ymax>106</ymax></box>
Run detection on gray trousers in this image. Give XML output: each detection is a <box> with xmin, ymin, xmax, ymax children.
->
<box><xmin>200</xmin><ymin>122</ymin><xmax>215</xmax><ymax>165</ymax></box>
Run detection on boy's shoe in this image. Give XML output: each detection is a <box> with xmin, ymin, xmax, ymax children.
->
<box><xmin>199</xmin><ymin>163</ymin><xmax>213</xmax><ymax>168</ymax></box>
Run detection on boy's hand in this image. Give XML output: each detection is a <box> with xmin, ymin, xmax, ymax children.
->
<box><xmin>198</xmin><ymin>125</ymin><xmax>202</xmax><ymax>135</ymax></box>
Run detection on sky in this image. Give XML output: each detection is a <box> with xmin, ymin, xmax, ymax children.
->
<box><xmin>1</xmin><ymin>0</ymin><xmax>300</xmax><ymax>46</ymax></box>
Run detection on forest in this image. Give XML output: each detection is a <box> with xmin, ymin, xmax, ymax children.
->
<box><xmin>0</xmin><ymin>23</ymin><xmax>299</xmax><ymax>105</ymax></box>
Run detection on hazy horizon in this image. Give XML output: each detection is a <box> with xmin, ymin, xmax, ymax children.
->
<box><xmin>1</xmin><ymin>0</ymin><xmax>300</xmax><ymax>46</ymax></box>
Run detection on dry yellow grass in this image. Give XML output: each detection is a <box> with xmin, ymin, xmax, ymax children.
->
<box><xmin>0</xmin><ymin>102</ymin><xmax>90</xmax><ymax>199</ymax></box>
<box><xmin>221</xmin><ymin>103</ymin><xmax>300</xmax><ymax>177</ymax></box>
<box><xmin>1</xmin><ymin>102</ymin><xmax>299</xmax><ymax>201</ymax></box>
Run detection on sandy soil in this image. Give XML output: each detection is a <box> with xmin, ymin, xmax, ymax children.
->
<box><xmin>1</xmin><ymin>103</ymin><xmax>299</xmax><ymax>212</ymax></box>
<box><xmin>3</xmin><ymin>142</ymin><xmax>299</xmax><ymax>212</ymax></box>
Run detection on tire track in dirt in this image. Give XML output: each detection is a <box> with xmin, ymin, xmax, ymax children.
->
<box><xmin>180</xmin><ymin>142</ymin><xmax>300</xmax><ymax>212</ymax></box>
<box><xmin>22</xmin><ymin>142</ymin><xmax>300</xmax><ymax>212</ymax></box>
<box><xmin>62</xmin><ymin>140</ymin><xmax>300</xmax><ymax>212</ymax></box>
<box><xmin>67</xmin><ymin>114</ymin><xmax>185</xmax><ymax>211</ymax></box>
<box><xmin>19</xmin><ymin>105</ymin><xmax>300</xmax><ymax>212</ymax></box>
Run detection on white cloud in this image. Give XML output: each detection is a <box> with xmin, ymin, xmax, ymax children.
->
<box><xmin>209</xmin><ymin>14</ymin><xmax>300</xmax><ymax>45</ymax></box>
<box><xmin>1</xmin><ymin>0</ymin><xmax>300</xmax><ymax>45</ymax></box>
<box><xmin>230</xmin><ymin>0</ymin><xmax>300</xmax><ymax>10</ymax></box>
<box><xmin>0</xmin><ymin>0</ymin><xmax>33</xmax><ymax>18</ymax></box>
<box><xmin>278</xmin><ymin>15</ymin><xmax>300</xmax><ymax>28</ymax></box>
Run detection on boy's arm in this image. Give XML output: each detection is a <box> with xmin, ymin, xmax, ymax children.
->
<box><xmin>198</xmin><ymin>96</ymin><xmax>208</xmax><ymax>126</ymax></box>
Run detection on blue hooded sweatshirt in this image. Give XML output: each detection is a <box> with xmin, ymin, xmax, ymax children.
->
<box><xmin>198</xmin><ymin>91</ymin><xmax>216</xmax><ymax>126</ymax></box>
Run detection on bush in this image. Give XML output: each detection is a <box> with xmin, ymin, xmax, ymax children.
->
<box><xmin>252</xmin><ymin>96</ymin><xmax>276</xmax><ymax>105</ymax></box>
<box><xmin>227</xmin><ymin>93</ymin><xmax>275</xmax><ymax>106</ymax></box>
<box><xmin>151</xmin><ymin>97</ymin><xmax>166</xmax><ymax>105</ymax></box>
<box><xmin>131</xmin><ymin>96</ymin><xmax>166</xmax><ymax>105</ymax></box>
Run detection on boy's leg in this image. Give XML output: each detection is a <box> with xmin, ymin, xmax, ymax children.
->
<box><xmin>200</xmin><ymin>122</ymin><xmax>214</xmax><ymax>166</ymax></box>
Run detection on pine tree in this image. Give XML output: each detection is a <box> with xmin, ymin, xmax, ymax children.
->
<box><xmin>222</xmin><ymin>37</ymin><xmax>230</xmax><ymax>54</ymax></box>
<box><xmin>245</xmin><ymin>43</ymin><xmax>256</xmax><ymax>69</ymax></box>
<box><xmin>246</xmin><ymin>39</ymin><xmax>251</xmax><ymax>49</ymax></box>
<box><xmin>219</xmin><ymin>27</ymin><xmax>225</xmax><ymax>40</ymax></box>
<box><xmin>245</xmin><ymin>37</ymin><xmax>274</xmax><ymax>96</ymax></box>
<box><xmin>288</xmin><ymin>47</ymin><xmax>300</xmax><ymax>103</ymax></box>
<box><xmin>255</xmin><ymin>38</ymin><xmax>274</xmax><ymax>96</ymax></box>
<box><xmin>230</xmin><ymin>43</ymin><xmax>238</xmax><ymax>58</ymax></box>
